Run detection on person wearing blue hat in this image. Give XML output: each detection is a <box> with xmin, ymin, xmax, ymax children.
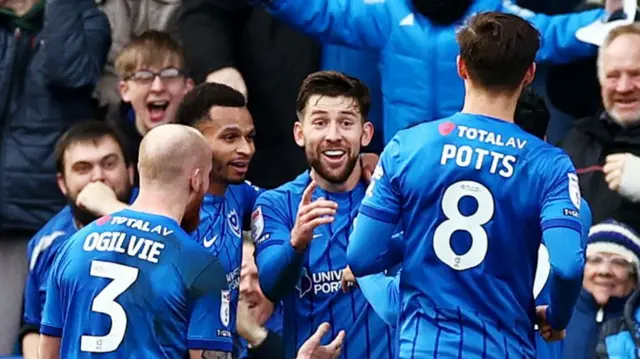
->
<box><xmin>562</xmin><ymin>220</ymin><xmax>640</xmax><ymax>359</ymax></box>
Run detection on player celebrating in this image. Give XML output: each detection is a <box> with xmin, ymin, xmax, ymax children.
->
<box><xmin>252</xmin><ymin>71</ymin><xmax>395</xmax><ymax>358</ymax></box>
<box><xmin>38</xmin><ymin>124</ymin><xmax>229</xmax><ymax>358</ymax></box>
<box><xmin>348</xmin><ymin>12</ymin><xmax>585</xmax><ymax>358</ymax></box>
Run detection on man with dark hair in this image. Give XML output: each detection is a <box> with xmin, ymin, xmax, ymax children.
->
<box><xmin>251</xmin><ymin>70</ymin><xmax>396</xmax><ymax>359</ymax></box>
<box><xmin>20</xmin><ymin>121</ymin><xmax>135</xmax><ymax>359</ymax></box>
<box><xmin>348</xmin><ymin>12</ymin><xmax>585</xmax><ymax>358</ymax></box>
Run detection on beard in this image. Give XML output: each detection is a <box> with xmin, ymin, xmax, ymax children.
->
<box><xmin>69</xmin><ymin>186</ymin><xmax>132</xmax><ymax>227</ymax></box>
<box><xmin>307</xmin><ymin>147</ymin><xmax>359</xmax><ymax>184</ymax></box>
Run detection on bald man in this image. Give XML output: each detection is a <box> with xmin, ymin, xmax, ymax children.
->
<box><xmin>38</xmin><ymin>124</ymin><xmax>232</xmax><ymax>359</ymax></box>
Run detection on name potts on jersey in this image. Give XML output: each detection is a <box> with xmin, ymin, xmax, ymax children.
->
<box><xmin>296</xmin><ymin>267</ymin><xmax>344</xmax><ymax>298</ymax></box>
<box><xmin>440</xmin><ymin>124</ymin><xmax>528</xmax><ymax>179</ymax></box>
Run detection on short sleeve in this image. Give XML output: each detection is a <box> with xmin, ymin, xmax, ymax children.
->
<box><xmin>241</xmin><ymin>181</ymin><xmax>264</xmax><ymax>230</ymax></box>
<box><xmin>23</xmin><ymin>268</ymin><xmax>43</xmax><ymax>327</ymax></box>
<box><xmin>40</xmin><ymin>258</ymin><xmax>63</xmax><ymax>337</ymax></box>
<box><xmin>187</xmin><ymin>290</ymin><xmax>233</xmax><ymax>352</ymax></box>
<box><xmin>251</xmin><ymin>193</ymin><xmax>292</xmax><ymax>259</ymax></box>
<box><xmin>539</xmin><ymin>153</ymin><xmax>582</xmax><ymax>233</ymax></box>
<box><xmin>360</xmin><ymin>138</ymin><xmax>403</xmax><ymax>224</ymax></box>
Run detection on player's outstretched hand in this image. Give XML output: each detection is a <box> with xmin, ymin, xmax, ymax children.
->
<box><xmin>341</xmin><ymin>266</ymin><xmax>358</xmax><ymax>293</ymax></box>
<box><xmin>290</xmin><ymin>181</ymin><xmax>337</xmax><ymax>251</ymax></box>
<box><xmin>535</xmin><ymin>305</ymin><xmax>566</xmax><ymax>342</ymax></box>
<box><xmin>297</xmin><ymin>323</ymin><xmax>345</xmax><ymax>359</ymax></box>
<box><xmin>76</xmin><ymin>181</ymin><xmax>121</xmax><ymax>216</ymax></box>
<box><xmin>359</xmin><ymin>153</ymin><xmax>380</xmax><ymax>184</ymax></box>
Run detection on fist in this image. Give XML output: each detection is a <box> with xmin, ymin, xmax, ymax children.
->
<box><xmin>76</xmin><ymin>181</ymin><xmax>118</xmax><ymax>216</ymax></box>
<box><xmin>535</xmin><ymin>305</ymin><xmax>566</xmax><ymax>342</ymax></box>
<box><xmin>341</xmin><ymin>266</ymin><xmax>357</xmax><ymax>293</ymax></box>
<box><xmin>206</xmin><ymin>67</ymin><xmax>248</xmax><ymax>100</ymax></box>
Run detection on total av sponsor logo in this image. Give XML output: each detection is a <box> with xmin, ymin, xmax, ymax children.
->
<box><xmin>296</xmin><ymin>267</ymin><xmax>344</xmax><ymax>298</ymax></box>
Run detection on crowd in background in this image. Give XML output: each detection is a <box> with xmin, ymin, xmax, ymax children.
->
<box><xmin>1</xmin><ymin>0</ymin><xmax>640</xmax><ymax>358</ymax></box>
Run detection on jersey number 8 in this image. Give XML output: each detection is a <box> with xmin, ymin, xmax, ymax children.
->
<box><xmin>434</xmin><ymin>181</ymin><xmax>494</xmax><ymax>271</ymax></box>
<box><xmin>81</xmin><ymin>260</ymin><xmax>139</xmax><ymax>353</ymax></box>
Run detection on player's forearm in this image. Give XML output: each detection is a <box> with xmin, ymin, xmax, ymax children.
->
<box><xmin>357</xmin><ymin>272</ymin><xmax>400</xmax><ymax>327</ymax></box>
<box><xmin>257</xmin><ymin>243</ymin><xmax>305</xmax><ymax>303</ymax></box>
<box><xmin>38</xmin><ymin>335</ymin><xmax>61</xmax><ymax>359</ymax></box>
<box><xmin>347</xmin><ymin>213</ymin><xmax>397</xmax><ymax>276</ymax></box>
<box><xmin>544</xmin><ymin>227</ymin><xmax>585</xmax><ymax>330</ymax></box>
<box><xmin>21</xmin><ymin>332</ymin><xmax>39</xmax><ymax>359</ymax></box>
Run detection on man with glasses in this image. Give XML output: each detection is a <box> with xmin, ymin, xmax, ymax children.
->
<box><xmin>115</xmin><ymin>30</ymin><xmax>194</xmax><ymax>168</ymax></box>
<box><xmin>562</xmin><ymin>220</ymin><xmax>640</xmax><ymax>359</ymax></box>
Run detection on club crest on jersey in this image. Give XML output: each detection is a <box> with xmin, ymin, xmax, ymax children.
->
<box><xmin>220</xmin><ymin>290</ymin><xmax>230</xmax><ymax>327</ymax></box>
<box><xmin>227</xmin><ymin>210</ymin><xmax>241</xmax><ymax>238</ymax></box>
<box><xmin>568</xmin><ymin>173</ymin><xmax>581</xmax><ymax>209</ymax></box>
<box><xmin>296</xmin><ymin>267</ymin><xmax>313</xmax><ymax>298</ymax></box>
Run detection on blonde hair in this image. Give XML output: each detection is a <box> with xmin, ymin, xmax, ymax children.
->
<box><xmin>115</xmin><ymin>30</ymin><xmax>185</xmax><ymax>79</ymax></box>
<box><xmin>597</xmin><ymin>23</ymin><xmax>640</xmax><ymax>80</ymax></box>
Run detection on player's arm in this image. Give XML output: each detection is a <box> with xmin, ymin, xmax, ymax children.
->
<box><xmin>348</xmin><ymin>139</ymin><xmax>403</xmax><ymax>277</ymax></box>
<box><xmin>539</xmin><ymin>155</ymin><xmax>585</xmax><ymax>331</ymax></box>
<box><xmin>187</xmin><ymin>255</ymin><xmax>234</xmax><ymax>357</ymax></box>
<box><xmin>253</xmin><ymin>184</ymin><xmax>337</xmax><ymax>302</ymax></box>
<box><xmin>241</xmin><ymin>181</ymin><xmax>265</xmax><ymax>230</ymax></box>
<box><xmin>357</xmin><ymin>270</ymin><xmax>401</xmax><ymax>327</ymax></box>
<box><xmin>259</xmin><ymin>0</ymin><xmax>391</xmax><ymax>51</ymax></box>
<box><xmin>500</xmin><ymin>1</ymin><xmax>604</xmax><ymax>63</ymax></box>
<box><xmin>21</xmin><ymin>240</ymin><xmax>43</xmax><ymax>359</ymax></box>
<box><xmin>38</xmin><ymin>335</ymin><xmax>60</xmax><ymax>359</ymax></box>
<box><xmin>39</xmin><ymin>258</ymin><xmax>64</xmax><ymax>359</ymax></box>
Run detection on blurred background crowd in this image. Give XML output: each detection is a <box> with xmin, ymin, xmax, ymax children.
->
<box><xmin>1</xmin><ymin>0</ymin><xmax>640</xmax><ymax>357</ymax></box>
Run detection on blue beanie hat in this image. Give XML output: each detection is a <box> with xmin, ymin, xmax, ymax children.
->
<box><xmin>587</xmin><ymin>220</ymin><xmax>640</xmax><ymax>273</ymax></box>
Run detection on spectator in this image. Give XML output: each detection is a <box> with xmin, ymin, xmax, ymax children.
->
<box><xmin>19</xmin><ymin>121</ymin><xmax>135</xmax><ymax>359</ymax></box>
<box><xmin>94</xmin><ymin>0</ymin><xmax>182</xmax><ymax>122</ymax></box>
<box><xmin>597</xmin><ymin>284</ymin><xmax>640</xmax><ymax>357</ymax></box>
<box><xmin>179</xmin><ymin>0</ymin><xmax>383</xmax><ymax>190</ymax></box>
<box><xmin>559</xmin><ymin>23</ymin><xmax>640</xmax><ymax>233</ymax></box>
<box><xmin>258</xmin><ymin>0</ymin><xmax>608</xmax><ymax>144</ymax></box>
<box><xmin>114</xmin><ymin>30</ymin><xmax>194</xmax><ymax>168</ymax></box>
<box><xmin>563</xmin><ymin>220</ymin><xmax>640</xmax><ymax>359</ymax></box>
<box><xmin>0</xmin><ymin>0</ymin><xmax>110</xmax><ymax>352</ymax></box>
<box><xmin>603</xmin><ymin>153</ymin><xmax>640</xmax><ymax>203</ymax></box>
<box><xmin>236</xmin><ymin>239</ymin><xmax>283</xmax><ymax>358</ymax></box>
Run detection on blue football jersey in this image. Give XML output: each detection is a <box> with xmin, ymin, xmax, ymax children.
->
<box><xmin>190</xmin><ymin>181</ymin><xmax>262</xmax><ymax>338</ymax></box>
<box><xmin>23</xmin><ymin>206</ymin><xmax>77</xmax><ymax>330</ymax></box>
<box><xmin>360</xmin><ymin>113</ymin><xmax>583</xmax><ymax>358</ymax></box>
<box><xmin>533</xmin><ymin>199</ymin><xmax>591</xmax><ymax>359</ymax></box>
<box><xmin>40</xmin><ymin>209</ymin><xmax>230</xmax><ymax>357</ymax></box>
<box><xmin>25</xmin><ymin>189</ymin><xmax>140</xmax><ymax>330</ymax></box>
<box><xmin>254</xmin><ymin>171</ymin><xmax>394</xmax><ymax>359</ymax></box>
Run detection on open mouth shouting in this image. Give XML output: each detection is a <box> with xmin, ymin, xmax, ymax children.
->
<box><xmin>147</xmin><ymin>100</ymin><xmax>170</xmax><ymax>122</ymax></box>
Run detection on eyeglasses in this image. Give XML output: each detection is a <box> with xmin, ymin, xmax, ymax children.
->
<box><xmin>586</xmin><ymin>254</ymin><xmax>633</xmax><ymax>272</ymax></box>
<box><xmin>126</xmin><ymin>68</ymin><xmax>183</xmax><ymax>85</ymax></box>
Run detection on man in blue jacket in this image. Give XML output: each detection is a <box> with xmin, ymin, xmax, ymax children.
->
<box><xmin>0</xmin><ymin>0</ymin><xmax>110</xmax><ymax>353</ymax></box>
<box><xmin>258</xmin><ymin>0</ymin><xmax>609</xmax><ymax>144</ymax></box>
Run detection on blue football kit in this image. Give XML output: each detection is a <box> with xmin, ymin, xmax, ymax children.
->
<box><xmin>190</xmin><ymin>181</ymin><xmax>262</xmax><ymax>342</ymax></box>
<box><xmin>253</xmin><ymin>171</ymin><xmax>395</xmax><ymax>359</ymax></box>
<box><xmin>23</xmin><ymin>206</ymin><xmax>77</xmax><ymax>333</ymax></box>
<box><xmin>348</xmin><ymin>113</ymin><xmax>585</xmax><ymax>358</ymax></box>
<box><xmin>24</xmin><ymin>189</ymin><xmax>139</xmax><ymax>333</ymax></box>
<box><xmin>40</xmin><ymin>209</ymin><xmax>230</xmax><ymax>357</ymax></box>
<box><xmin>534</xmin><ymin>199</ymin><xmax>592</xmax><ymax>359</ymax></box>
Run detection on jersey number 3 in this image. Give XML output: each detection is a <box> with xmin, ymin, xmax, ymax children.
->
<box><xmin>81</xmin><ymin>260</ymin><xmax>139</xmax><ymax>353</ymax></box>
<box><xmin>434</xmin><ymin>181</ymin><xmax>494</xmax><ymax>271</ymax></box>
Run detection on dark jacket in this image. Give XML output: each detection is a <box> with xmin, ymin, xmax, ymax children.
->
<box><xmin>596</xmin><ymin>289</ymin><xmax>640</xmax><ymax>359</ymax></box>
<box><xmin>179</xmin><ymin>0</ymin><xmax>317</xmax><ymax>189</ymax></box>
<box><xmin>562</xmin><ymin>289</ymin><xmax>631</xmax><ymax>359</ymax></box>
<box><xmin>559</xmin><ymin>114</ymin><xmax>640</xmax><ymax>233</ymax></box>
<box><xmin>0</xmin><ymin>0</ymin><xmax>111</xmax><ymax>235</ymax></box>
